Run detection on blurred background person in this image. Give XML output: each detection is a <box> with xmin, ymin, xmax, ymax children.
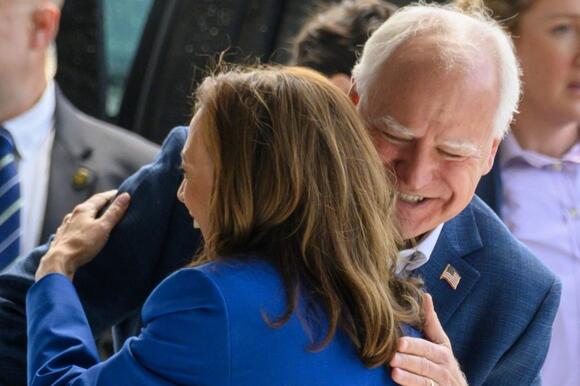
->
<box><xmin>27</xmin><ymin>66</ymin><xmax>424</xmax><ymax>385</ymax></box>
<box><xmin>0</xmin><ymin>0</ymin><xmax>158</xmax><ymax>272</ymax></box>
<box><xmin>291</xmin><ymin>0</ymin><xmax>397</xmax><ymax>94</ymax></box>
<box><xmin>456</xmin><ymin>0</ymin><xmax>580</xmax><ymax>384</ymax></box>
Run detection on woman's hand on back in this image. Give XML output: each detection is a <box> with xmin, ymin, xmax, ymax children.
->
<box><xmin>35</xmin><ymin>190</ymin><xmax>131</xmax><ymax>281</ymax></box>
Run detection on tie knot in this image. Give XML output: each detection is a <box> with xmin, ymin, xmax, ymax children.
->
<box><xmin>396</xmin><ymin>249</ymin><xmax>428</xmax><ymax>277</ymax></box>
<box><xmin>0</xmin><ymin>128</ymin><xmax>16</xmax><ymax>156</ymax></box>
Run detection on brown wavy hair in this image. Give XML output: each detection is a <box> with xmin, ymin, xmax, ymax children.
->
<box><xmin>190</xmin><ymin>65</ymin><xmax>423</xmax><ymax>367</ymax></box>
<box><xmin>455</xmin><ymin>0</ymin><xmax>536</xmax><ymax>32</ymax></box>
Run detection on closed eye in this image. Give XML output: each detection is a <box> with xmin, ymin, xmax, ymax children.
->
<box><xmin>380</xmin><ymin>130</ymin><xmax>412</xmax><ymax>144</ymax></box>
<box><xmin>438</xmin><ymin>149</ymin><xmax>469</xmax><ymax>161</ymax></box>
<box><xmin>551</xmin><ymin>24</ymin><xmax>574</xmax><ymax>35</ymax></box>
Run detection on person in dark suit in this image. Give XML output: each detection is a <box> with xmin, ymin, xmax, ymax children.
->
<box><xmin>0</xmin><ymin>0</ymin><xmax>157</xmax><ymax>381</ymax></box>
<box><xmin>293</xmin><ymin>2</ymin><xmax>560</xmax><ymax>384</ymax></box>
<box><xmin>27</xmin><ymin>66</ymin><xmax>423</xmax><ymax>385</ymax></box>
<box><xmin>0</xmin><ymin>3</ymin><xmax>561</xmax><ymax>386</ymax></box>
<box><xmin>349</xmin><ymin>4</ymin><xmax>560</xmax><ymax>384</ymax></box>
<box><xmin>0</xmin><ymin>0</ymin><xmax>158</xmax><ymax>270</ymax></box>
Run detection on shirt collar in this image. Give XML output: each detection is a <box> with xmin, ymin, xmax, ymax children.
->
<box><xmin>396</xmin><ymin>223</ymin><xmax>444</xmax><ymax>275</ymax></box>
<box><xmin>500</xmin><ymin>131</ymin><xmax>580</xmax><ymax>169</ymax></box>
<box><xmin>3</xmin><ymin>82</ymin><xmax>55</xmax><ymax>161</ymax></box>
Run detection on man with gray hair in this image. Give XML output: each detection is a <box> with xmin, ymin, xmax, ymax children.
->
<box><xmin>0</xmin><ymin>1</ymin><xmax>157</xmax><ymax>383</ymax></box>
<box><xmin>350</xmin><ymin>4</ymin><xmax>559</xmax><ymax>385</ymax></box>
<box><xmin>0</xmin><ymin>3</ymin><xmax>560</xmax><ymax>386</ymax></box>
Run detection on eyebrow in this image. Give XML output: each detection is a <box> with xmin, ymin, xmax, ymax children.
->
<box><xmin>439</xmin><ymin>140</ymin><xmax>480</xmax><ymax>156</ymax></box>
<box><xmin>375</xmin><ymin>115</ymin><xmax>416</xmax><ymax>140</ymax></box>
<box><xmin>377</xmin><ymin>115</ymin><xmax>480</xmax><ymax>156</ymax></box>
<box><xmin>545</xmin><ymin>13</ymin><xmax>580</xmax><ymax>20</ymax></box>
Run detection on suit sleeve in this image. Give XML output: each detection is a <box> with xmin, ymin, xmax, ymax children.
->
<box><xmin>0</xmin><ymin>126</ymin><xmax>200</xmax><ymax>386</ymax></box>
<box><xmin>483</xmin><ymin>277</ymin><xmax>561</xmax><ymax>386</ymax></box>
<box><xmin>27</xmin><ymin>269</ymin><xmax>230</xmax><ymax>386</ymax></box>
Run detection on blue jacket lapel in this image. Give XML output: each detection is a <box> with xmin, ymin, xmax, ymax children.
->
<box><xmin>416</xmin><ymin>202</ymin><xmax>482</xmax><ymax>326</ymax></box>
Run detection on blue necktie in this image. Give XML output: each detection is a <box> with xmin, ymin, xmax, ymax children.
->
<box><xmin>0</xmin><ymin>128</ymin><xmax>21</xmax><ymax>271</ymax></box>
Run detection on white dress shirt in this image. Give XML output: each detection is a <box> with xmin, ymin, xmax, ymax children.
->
<box><xmin>3</xmin><ymin>82</ymin><xmax>55</xmax><ymax>256</ymax></box>
<box><xmin>397</xmin><ymin>224</ymin><xmax>444</xmax><ymax>278</ymax></box>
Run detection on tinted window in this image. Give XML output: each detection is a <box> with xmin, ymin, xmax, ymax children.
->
<box><xmin>103</xmin><ymin>0</ymin><xmax>154</xmax><ymax>118</ymax></box>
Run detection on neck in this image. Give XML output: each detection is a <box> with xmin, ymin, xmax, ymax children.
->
<box><xmin>512</xmin><ymin>104</ymin><xmax>579</xmax><ymax>158</ymax></box>
<box><xmin>0</xmin><ymin>74</ymin><xmax>47</xmax><ymax>124</ymax></box>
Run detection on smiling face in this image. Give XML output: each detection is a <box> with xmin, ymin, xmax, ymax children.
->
<box><xmin>515</xmin><ymin>0</ymin><xmax>580</xmax><ymax>123</ymax></box>
<box><xmin>358</xmin><ymin>42</ymin><xmax>501</xmax><ymax>240</ymax></box>
<box><xmin>177</xmin><ymin>109</ymin><xmax>214</xmax><ymax>238</ymax></box>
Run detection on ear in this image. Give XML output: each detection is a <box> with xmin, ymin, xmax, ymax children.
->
<box><xmin>30</xmin><ymin>2</ymin><xmax>61</xmax><ymax>49</ymax></box>
<box><xmin>348</xmin><ymin>81</ymin><xmax>360</xmax><ymax>106</ymax></box>
<box><xmin>327</xmin><ymin>73</ymin><xmax>351</xmax><ymax>95</ymax></box>
<box><xmin>482</xmin><ymin>137</ymin><xmax>501</xmax><ymax>175</ymax></box>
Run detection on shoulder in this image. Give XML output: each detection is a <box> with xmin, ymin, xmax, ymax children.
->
<box><xmin>141</xmin><ymin>258</ymin><xmax>280</xmax><ymax>322</ymax></box>
<box><xmin>54</xmin><ymin>90</ymin><xmax>159</xmax><ymax>165</ymax></box>
<box><xmin>460</xmin><ymin>197</ymin><xmax>559</xmax><ymax>299</ymax></box>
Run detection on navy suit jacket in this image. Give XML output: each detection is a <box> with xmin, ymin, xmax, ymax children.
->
<box><xmin>0</xmin><ymin>127</ymin><xmax>560</xmax><ymax>385</ymax></box>
<box><xmin>476</xmin><ymin>153</ymin><xmax>503</xmax><ymax>216</ymax></box>
<box><xmin>27</xmin><ymin>258</ymin><xmax>402</xmax><ymax>385</ymax></box>
<box><xmin>418</xmin><ymin>194</ymin><xmax>560</xmax><ymax>385</ymax></box>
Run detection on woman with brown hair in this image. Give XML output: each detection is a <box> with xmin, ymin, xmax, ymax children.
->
<box><xmin>457</xmin><ymin>0</ymin><xmax>580</xmax><ymax>384</ymax></box>
<box><xmin>27</xmin><ymin>66</ymin><xmax>424</xmax><ymax>385</ymax></box>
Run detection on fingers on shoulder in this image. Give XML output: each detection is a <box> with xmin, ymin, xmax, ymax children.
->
<box><xmin>100</xmin><ymin>193</ymin><xmax>131</xmax><ymax>227</ymax></box>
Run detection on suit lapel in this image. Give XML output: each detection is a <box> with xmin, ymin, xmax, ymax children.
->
<box><xmin>41</xmin><ymin>89</ymin><xmax>97</xmax><ymax>242</ymax></box>
<box><xmin>416</xmin><ymin>203</ymin><xmax>482</xmax><ymax>326</ymax></box>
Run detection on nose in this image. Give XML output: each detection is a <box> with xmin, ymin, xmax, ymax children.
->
<box><xmin>394</xmin><ymin>145</ymin><xmax>435</xmax><ymax>191</ymax></box>
<box><xmin>177</xmin><ymin>180</ymin><xmax>185</xmax><ymax>203</ymax></box>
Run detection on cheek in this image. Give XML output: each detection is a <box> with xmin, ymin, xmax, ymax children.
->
<box><xmin>180</xmin><ymin>180</ymin><xmax>200</xmax><ymax>211</ymax></box>
<box><xmin>519</xmin><ymin>38</ymin><xmax>570</xmax><ymax>90</ymax></box>
<box><xmin>372</xmin><ymin>137</ymin><xmax>399</xmax><ymax>165</ymax></box>
<box><xmin>445</xmin><ymin>163</ymin><xmax>482</xmax><ymax>204</ymax></box>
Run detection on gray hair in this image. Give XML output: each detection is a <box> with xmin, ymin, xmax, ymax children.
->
<box><xmin>352</xmin><ymin>3</ymin><xmax>521</xmax><ymax>138</ymax></box>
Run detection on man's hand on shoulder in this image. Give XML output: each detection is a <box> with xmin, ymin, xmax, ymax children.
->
<box><xmin>390</xmin><ymin>294</ymin><xmax>468</xmax><ymax>386</ymax></box>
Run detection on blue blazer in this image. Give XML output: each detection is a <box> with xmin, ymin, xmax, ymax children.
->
<box><xmin>417</xmin><ymin>195</ymin><xmax>560</xmax><ymax>385</ymax></box>
<box><xmin>0</xmin><ymin>127</ymin><xmax>560</xmax><ymax>386</ymax></box>
<box><xmin>27</xmin><ymin>258</ymin><xmax>404</xmax><ymax>385</ymax></box>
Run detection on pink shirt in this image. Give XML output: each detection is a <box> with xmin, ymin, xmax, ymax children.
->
<box><xmin>500</xmin><ymin>133</ymin><xmax>580</xmax><ymax>386</ymax></box>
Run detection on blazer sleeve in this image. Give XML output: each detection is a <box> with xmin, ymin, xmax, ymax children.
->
<box><xmin>483</xmin><ymin>276</ymin><xmax>561</xmax><ymax>386</ymax></box>
<box><xmin>27</xmin><ymin>269</ymin><xmax>230</xmax><ymax>386</ymax></box>
<box><xmin>0</xmin><ymin>126</ymin><xmax>200</xmax><ymax>386</ymax></box>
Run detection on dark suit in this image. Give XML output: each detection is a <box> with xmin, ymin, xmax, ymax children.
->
<box><xmin>475</xmin><ymin>155</ymin><xmax>503</xmax><ymax>216</ymax></box>
<box><xmin>40</xmin><ymin>88</ymin><xmax>159</xmax><ymax>242</ymax></box>
<box><xmin>0</xmin><ymin>127</ymin><xmax>560</xmax><ymax>386</ymax></box>
<box><xmin>0</xmin><ymin>87</ymin><xmax>158</xmax><ymax>385</ymax></box>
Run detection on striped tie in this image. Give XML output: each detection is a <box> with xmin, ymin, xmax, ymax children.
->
<box><xmin>0</xmin><ymin>128</ymin><xmax>21</xmax><ymax>271</ymax></box>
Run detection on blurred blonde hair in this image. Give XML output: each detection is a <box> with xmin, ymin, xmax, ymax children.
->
<box><xmin>191</xmin><ymin>65</ymin><xmax>423</xmax><ymax>366</ymax></box>
<box><xmin>454</xmin><ymin>0</ymin><xmax>537</xmax><ymax>33</ymax></box>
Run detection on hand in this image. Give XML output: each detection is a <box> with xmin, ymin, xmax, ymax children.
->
<box><xmin>35</xmin><ymin>190</ymin><xmax>131</xmax><ymax>281</ymax></box>
<box><xmin>390</xmin><ymin>293</ymin><xmax>467</xmax><ymax>386</ymax></box>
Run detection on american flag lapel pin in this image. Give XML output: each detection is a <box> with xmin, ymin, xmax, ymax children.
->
<box><xmin>440</xmin><ymin>264</ymin><xmax>461</xmax><ymax>290</ymax></box>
